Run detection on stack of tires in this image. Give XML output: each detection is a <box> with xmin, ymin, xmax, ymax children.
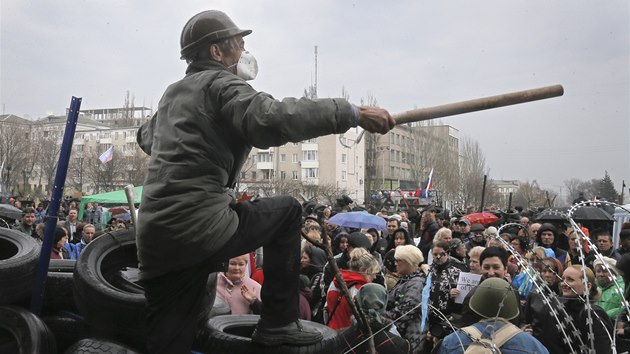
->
<box><xmin>1</xmin><ymin>227</ymin><xmax>341</xmax><ymax>353</ymax></box>
<box><xmin>0</xmin><ymin>228</ymin><xmax>140</xmax><ymax>353</ymax></box>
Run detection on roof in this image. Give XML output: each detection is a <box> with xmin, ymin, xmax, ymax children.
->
<box><xmin>0</xmin><ymin>114</ymin><xmax>32</xmax><ymax>125</ymax></box>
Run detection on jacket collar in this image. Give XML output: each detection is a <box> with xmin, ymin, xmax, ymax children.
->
<box><xmin>185</xmin><ymin>59</ymin><xmax>229</xmax><ymax>75</ymax></box>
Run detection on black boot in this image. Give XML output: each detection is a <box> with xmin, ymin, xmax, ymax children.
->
<box><xmin>251</xmin><ymin>319</ymin><xmax>323</xmax><ymax>346</ymax></box>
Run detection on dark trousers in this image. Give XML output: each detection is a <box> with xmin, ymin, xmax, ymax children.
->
<box><xmin>142</xmin><ymin>196</ymin><xmax>303</xmax><ymax>354</ymax></box>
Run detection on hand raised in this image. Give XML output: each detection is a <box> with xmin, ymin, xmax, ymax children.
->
<box><xmin>357</xmin><ymin>106</ymin><xmax>396</xmax><ymax>134</ymax></box>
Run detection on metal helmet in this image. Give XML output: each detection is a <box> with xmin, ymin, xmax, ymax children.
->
<box><xmin>180</xmin><ymin>10</ymin><xmax>252</xmax><ymax>60</ymax></box>
<box><xmin>469</xmin><ymin>277</ymin><xmax>519</xmax><ymax>320</ymax></box>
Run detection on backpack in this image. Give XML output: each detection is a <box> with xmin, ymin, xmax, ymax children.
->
<box><xmin>461</xmin><ymin>319</ymin><xmax>521</xmax><ymax>354</ymax></box>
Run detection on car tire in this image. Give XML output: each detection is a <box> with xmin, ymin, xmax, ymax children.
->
<box><xmin>42</xmin><ymin>313</ymin><xmax>91</xmax><ymax>353</ymax></box>
<box><xmin>73</xmin><ymin>229</ymin><xmax>146</xmax><ymax>350</ymax></box>
<box><xmin>194</xmin><ymin>314</ymin><xmax>340</xmax><ymax>354</ymax></box>
<box><xmin>0</xmin><ymin>229</ymin><xmax>39</xmax><ymax>305</ymax></box>
<box><xmin>43</xmin><ymin>259</ymin><xmax>77</xmax><ymax>314</ymax></box>
<box><xmin>64</xmin><ymin>338</ymin><xmax>140</xmax><ymax>354</ymax></box>
<box><xmin>0</xmin><ymin>305</ymin><xmax>57</xmax><ymax>354</ymax></box>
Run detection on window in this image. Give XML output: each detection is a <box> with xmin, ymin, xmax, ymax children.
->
<box><xmin>252</xmin><ymin>171</ymin><xmax>257</xmax><ymax>180</ymax></box>
<box><xmin>293</xmin><ymin>142</ymin><xmax>299</xmax><ymax>146</ymax></box>
<box><xmin>292</xmin><ymin>153</ymin><xmax>298</xmax><ymax>163</ymax></box>
<box><xmin>342</xmin><ymin>170</ymin><xmax>347</xmax><ymax>181</ymax></box>
<box><xmin>303</xmin><ymin>150</ymin><xmax>317</xmax><ymax>161</ymax></box>
<box><xmin>258</xmin><ymin>153</ymin><xmax>272</xmax><ymax>162</ymax></box>
<box><xmin>241</xmin><ymin>172</ymin><xmax>246</xmax><ymax>179</ymax></box>
<box><xmin>292</xmin><ymin>171</ymin><xmax>298</xmax><ymax>180</ymax></box>
<box><xmin>281</xmin><ymin>171</ymin><xmax>286</xmax><ymax>180</ymax></box>
<box><xmin>306</xmin><ymin>138</ymin><xmax>317</xmax><ymax>143</ymax></box>
<box><xmin>341</xmin><ymin>154</ymin><xmax>347</xmax><ymax>163</ymax></box>
<box><xmin>302</xmin><ymin>168</ymin><xmax>319</xmax><ymax>179</ymax></box>
<box><xmin>263</xmin><ymin>170</ymin><xmax>272</xmax><ymax>180</ymax></box>
<box><xmin>280</xmin><ymin>154</ymin><xmax>286</xmax><ymax>162</ymax></box>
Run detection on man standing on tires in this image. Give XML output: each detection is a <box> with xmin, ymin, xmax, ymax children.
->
<box><xmin>136</xmin><ymin>10</ymin><xmax>395</xmax><ymax>354</ymax></box>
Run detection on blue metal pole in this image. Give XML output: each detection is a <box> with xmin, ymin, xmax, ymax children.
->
<box><xmin>31</xmin><ymin>96</ymin><xmax>82</xmax><ymax>315</ymax></box>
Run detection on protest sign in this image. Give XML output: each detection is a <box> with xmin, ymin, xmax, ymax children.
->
<box><xmin>454</xmin><ymin>272</ymin><xmax>482</xmax><ymax>304</ymax></box>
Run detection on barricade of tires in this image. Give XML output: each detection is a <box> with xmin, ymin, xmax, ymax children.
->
<box><xmin>0</xmin><ymin>227</ymin><xmax>341</xmax><ymax>353</ymax></box>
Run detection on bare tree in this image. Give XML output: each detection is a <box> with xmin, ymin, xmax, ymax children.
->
<box><xmin>113</xmin><ymin>90</ymin><xmax>137</xmax><ymax>128</ymax></box>
<box><xmin>123</xmin><ymin>146</ymin><xmax>150</xmax><ymax>186</ymax></box>
<box><xmin>0</xmin><ymin>122</ymin><xmax>33</xmax><ymax>194</ymax></box>
<box><xmin>458</xmin><ymin>137</ymin><xmax>490</xmax><ymax>210</ymax></box>
<box><xmin>361</xmin><ymin>93</ymin><xmax>382</xmax><ymax>201</ymax></box>
<box><xmin>83</xmin><ymin>148</ymin><xmax>126</xmax><ymax>193</ymax></box>
<box><xmin>563</xmin><ymin>178</ymin><xmax>599</xmax><ymax>203</ymax></box>
<box><xmin>513</xmin><ymin>180</ymin><xmax>547</xmax><ymax>209</ymax></box>
<box><xmin>67</xmin><ymin>148</ymin><xmax>87</xmax><ymax>194</ymax></box>
<box><xmin>315</xmin><ymin>182</ymin><xmax>350</xmax><ymax>207</ymax></box>
<box><xmin>34</xmin><ymin>133</ymin><xmax>62</xmax><ymax>195</ymax></box>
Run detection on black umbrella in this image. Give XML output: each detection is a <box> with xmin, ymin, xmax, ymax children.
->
<box><xmin>536</xmin><ymin>206</ymin><xmax>614</xmax><ymax>222</ymax></box>
<box><xmin>0</xmin><ymin>203</ymin><xmax>23</xmax><ymax>220</ymax></box>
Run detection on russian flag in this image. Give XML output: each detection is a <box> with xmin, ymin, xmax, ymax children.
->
<box><xmin>99</xmin><ymin>146</ymin><xmax>114</xmax><ymax>164</ymax></box>
<box><xmin>421</xmin><ymin>168</ymin><xmax>433</xmax><ymax>198</ymax></box>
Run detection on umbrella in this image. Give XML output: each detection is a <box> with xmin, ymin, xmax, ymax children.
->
<box><xmin>0</xmin><ymin>204</ymin><xmax>23</xmax><ymax>220</ymax></box>
<box><xmin>536</xmin><ymin>206</ymin><xmax>614</xmax><ymax>222</ymax></box>
<box><xmin>107</xmin><ymin>206</ymin><xmax>129</xmax><ymax>215</ymax></box>
<box><xmin>112</xmin><ymin>213</ymin><xmax>131</xmax><ymax>221</ymax></box>
<box><xmin>328</xmin><ymin>211</ymin><xmax>387</xmax><ymax>231</ymax></box>
<box><xmin>461</xmin><ymin>212</ymin><xmax>499</xmax><ymax>227</ymax></box>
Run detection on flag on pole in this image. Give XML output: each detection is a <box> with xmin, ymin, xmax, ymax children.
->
<box><xmin>99</xmin><ymin>146</ymin><xmax>114</xmax><ymax>164</ymax></box>
<box><xmin>421</xmin><ymin>168</ymin><xmax>433</xmax><ymax>198</ymax></box>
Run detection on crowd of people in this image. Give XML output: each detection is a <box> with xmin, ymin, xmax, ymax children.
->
<box><xmin>7</xmin><ymin>199</ymin><xmax>131</xmax><ymax>261</ymax></box>
<box><xmin>212</xmin><ymin>204</ymin><xmax>630</xmax><ymax>354</ymax></box>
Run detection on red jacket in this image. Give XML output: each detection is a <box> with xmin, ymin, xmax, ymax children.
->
<box><xmin>326</xmin><ymin>270</ymin><xmax>368</xmax><ymax>330</ymax></box>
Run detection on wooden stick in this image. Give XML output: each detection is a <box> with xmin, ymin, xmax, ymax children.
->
<box><xmin>394</xmin><ymin>84</ymin><xmax>563</xmax><ymax>124</ymax></box>
<box><xmin>301</xmin><ymin>229</ymin><xmax>365</xmax><ymax>329</ymax></box>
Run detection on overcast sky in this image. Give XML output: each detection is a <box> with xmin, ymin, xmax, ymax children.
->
<box><xmin>1</xmin><ymin>1</ymin><xmax>628</xmax><ymax>201</ymax></box>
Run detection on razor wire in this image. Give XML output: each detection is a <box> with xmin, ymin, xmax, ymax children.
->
<box><xmin>340</xmin><ymin>200</ymin><xmax>630</xmax><ymax>354</ymax></box>
<box><xmin>495</xmin><ymin>222</ymin><xmax>583</xmax><ymax>354</ymax></box>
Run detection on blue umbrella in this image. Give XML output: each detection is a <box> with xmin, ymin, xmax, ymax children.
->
<box><xmin>328</xmin><ymin>211</ymin><xmax>387</xmax><ymax>231</ymax></box>
<box><xmin>112</xmin><ymin>213</ymin><xmax>131</xmax><ymax>221</ymax></box>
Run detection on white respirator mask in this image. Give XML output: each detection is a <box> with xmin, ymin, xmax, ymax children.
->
<box><xmin>234</xmin><ymin>50</ymin><xmax>258</xmax><ymax>81</ymax></box>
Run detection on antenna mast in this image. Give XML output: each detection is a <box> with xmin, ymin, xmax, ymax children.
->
<box><xmin>314</xmin><ymin>45</ymin><xmax>318</xmax><ymax>98</ymax></box>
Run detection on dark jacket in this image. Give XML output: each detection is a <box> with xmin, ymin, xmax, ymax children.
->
<box><xmin>136</xmin><ymin>60</ymin><xmax>356</xmax><ymax>279</ymax></box>
<box><xmin>418</xmin><ymin>221</ymin><xmax>440</xmax><ymax>257</ymax></box>
<box><xmin>385</xmin><ymin>272</ymin><xmax>426</xmax><ymax>353</ymax></box>
<box><xmin>525</xmin><ymin>292</ymin><xmax>612</xmax><ymax>354</ymax></box>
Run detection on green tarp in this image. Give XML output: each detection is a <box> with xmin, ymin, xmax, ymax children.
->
<box><xmin>78</xmin><ymin>186</ymin><xmax>143</xmax><ymax>220</ymax></box>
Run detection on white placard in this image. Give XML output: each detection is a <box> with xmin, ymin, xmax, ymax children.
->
<box><xmin>454</xmin><ymin>272</ymin><xmax>482</xmax><ymax>304</ymax></box>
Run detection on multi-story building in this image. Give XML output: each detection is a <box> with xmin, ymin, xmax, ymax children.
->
<box><xmin>79</xmin><ymin>106</ymin><xmax>152</xmax><ymax>127</ymax></box>
<box><xmin>492</xmin><ymin>179</ymin><xmax>520</xmax><ymax>207</ymax></box>
<box><xmin>0</xmin><ymin>109</ymin><xmax>150</xmax><ymax>195</ymax></box>
<box><xmin>240</xmin><ymin>127</ymin><xmax>365</xmax><ymax>205</ymax></box>
<box><xmin>365</xmin><ymin>123</ymin><xmax>460</xmax><ymax>203</ymax></box>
